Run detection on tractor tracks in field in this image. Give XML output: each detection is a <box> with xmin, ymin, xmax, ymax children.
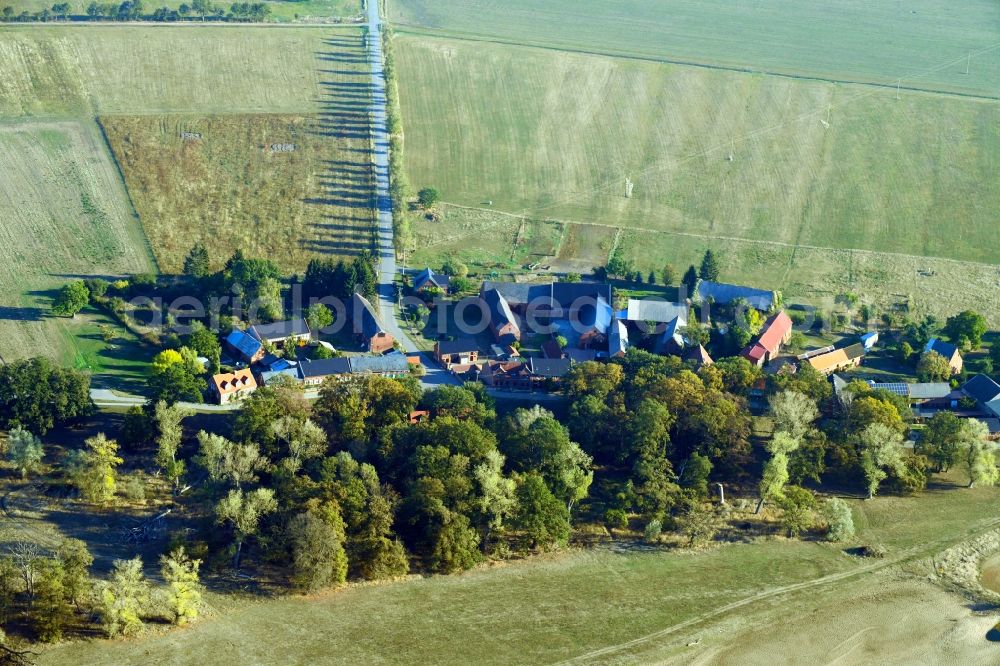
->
<box><xmin>553</xmin><ymin>515</ymin><xmax>1000</xmax><ymax>665</ymax></box>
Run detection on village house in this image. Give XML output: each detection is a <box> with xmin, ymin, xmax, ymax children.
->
<box><xmin>479</xmin><ymin>280</ymin><xmax>613</xmax><ymax>343</ymax></box>
<box><xmin>924</xmin><ymin>338</ymin><xmax>964</xmax><ymax>375</ymax></box>
<box><xmin>259</xmin><ymin>365</ymin><xmax>304</xmax><ymax>386</ymax></box>
<box><xmin>609</xmin><ymin>320</ymin><xmax>629</xmax><ymax>357</ymax></box>
<box><xmin>249</xmin><ymin>318</ymin><xmax>311</xmax><ymax>346</ymax></box>
<box><xmin>684</xmin><ymin>344</ymin><xmax>714</xmax><ymax>368</ymax></box>
<box><xmin>210</xmin><ymin>368</ymin><xmax>258</xmax><ymax>405</ymax></box>
<box><xmin>575</xmin><ymin>295</ymin><xmax>614</xmax><ymax>350</ymax></box>
<box><xmin>300</xmin><ymin>358</ymin><xmax>353</xmax><ymax>387</ymax></box>
<box><xmin>225</xmin><ymin>329</ymin><xmax>265</xmax><ymax>364</ymax></box>
<box><xmin>352</xmin><ymin>292</ymin><xmax>395</xmax><ymax>353</ymax></box>
<box><xmin>479</xmin><ymin>360</ymin><xmax>534</xmax><ymax>391</ymax></box>
<box><xmin>740</xmin><ymin>310</ymin><xmax>793</xmax><ymax>368</ymax></box>
<box><xmin>565</xmin><ymin>348</ymin><xmax>597</xmax><ymax>364</ymax></box>
<box><xmin>412</xmin><ymin>267</ymin><xmax>451</xmax><ymax>296</ymax></box>
<box><xmin>481</xmin><ymin>287</ymin><xmax>521</xmax><ymax>342</ymax></box>
<box><xmin>409</xmin><ymin>410</ymin><xmax>431</xmax><ymax>424</ymax></box>
<box><xmin>528</xmin><ymin>357</ymin><xmax>573</xmax><ymax>383</ymax></box>
<box><xmin>615</xmin><ymin>299</ymin><xmax>688</xmax><ymax>357</ymax></box>
<box><xmin>434</xmin><ymin>338</ymin><xmax>480</xmax><ymax>368</ymax></box>
<box><xmin>808</xmin><ymin>343</ymin><xmax>866</xmax><ymax>375</ymax></box>
<box><xmin>962</xmin><ymin>374</ymin><xmax>1000</xmax><ymax>420</ymax></box>
<box><xmin>867</xmin><ymin>380</ymin><xmax>953</xmax><ymax>405</ymax></box>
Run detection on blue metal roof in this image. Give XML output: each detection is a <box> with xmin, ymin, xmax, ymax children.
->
<box><xmin>226</xmin><ymin>329</ymin><xmax>262</xmax><ymax>360</ymax></box>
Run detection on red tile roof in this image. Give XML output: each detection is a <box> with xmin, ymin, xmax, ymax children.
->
<box><xmin>757</xmin><ymin>311</ymin><xmax>792</xmax><ymax>355</ymax></box>
<box><xmin>212</xmin><ymin>369</ymin><xmax>257</xmax><ymax>395</ymax></box>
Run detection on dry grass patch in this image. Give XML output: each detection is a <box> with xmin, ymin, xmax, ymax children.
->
<box><xmin>101</xmin><ymin>114</ymin><xmax>375</xmax><ymax>273</ymax></box>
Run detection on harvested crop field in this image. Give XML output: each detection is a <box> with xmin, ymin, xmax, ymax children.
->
<box><xmin>392</xmin><ymin>0</ymin><xmax>1000</xmax><ymax>98</ymax></box>
<box><xmin>396</xmin><ymin>36</ymin><xmax>1000</xmax><ymax>265</ymax></box>
<box><xmin>0</xmin><ymin>25</ymin><xmax>352</xmax><ymax>117</ymax></box>
<box><xmin>0</xmin><ymin>120</ymin><xmax>156</xmax><ymax>364</ymax></box>
<box><xmin>101</xmin><ymin>113</ymin><xmax>375</xmax><ymax>273</ymax></box>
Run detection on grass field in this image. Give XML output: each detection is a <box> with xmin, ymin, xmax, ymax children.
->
<box><xmin>0</xmin><ymin>25</ymin><xmax>344</xmax><ymax>116</ymax></box>
<box><xmin>0</xmin><ymin>120</ymin><xmax>156</xmax><ymax>365</ymax></box>
<box><xmin>410</xmin><ymin>206</ymin><xmax>1000</xmax><ymax>324</ymax></box>
<box><xmin>396</xmin><ymin>36</ymin><xmax>1000</xmax><ymax>321</ymax></box>
<box><xmin>37</xmin><ymin>476</ymin><xmax>1000</xmax><ymax>664</ymax></box>
<box><xmin>102</xmin><ymin>113</ymin><xmax>375</xmax><ymax>273</ymax></box>
<box><xmin>391</xmin><ymin>0</ymin><xmax>1000</xmax><ymax>98</ymax></box>
<box><xmin>3</xmin><ymin>0</ymin><xmax>362</xmax><ymax>21</ymax></box>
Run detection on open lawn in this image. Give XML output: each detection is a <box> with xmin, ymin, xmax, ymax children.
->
<box><xmin>0</xmin><ymin>120</ymin><xmax>156</xmax><ymax>365</ymax></box>
<box><xmin>3</xmin><ymin>0</ymin><xmax>362</xmax><ymax>22</ymax></box>
<box><xmin>392</xmin><ymin>0</ymin><xmax>1000</xmax><ymax>98</ymax></box>
<box><xmin>102</xmin><ymin>113</ymin><xmax>375</xmax><ymax>273</ymax></box>
<box><xmin>36</xmin><ymin>475</ymin><xmax>1000</xmax><ymax>664</ymax></box>
<box><xmin>396</xmin><ymin>36</ymin><xmax>1000</xmax><ymax>321</ymax></box>
<box><xmin>0</xmin><ymin>25</ymin><xmax>351</xmax><ymax>116</ymax></box>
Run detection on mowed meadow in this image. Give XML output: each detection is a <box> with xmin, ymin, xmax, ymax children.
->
<box><xmin>0</xmin><ymin>25</ymin><xmax>376</xmax><ymax>363</ymax></box>
<box><xmin>391</xmin><ymin>0</ymin><xmax>1000</xmax><ymax>98</ymax></box>
<box><xmin>0</xmin><ymin>121</ymin><xmax>155</xmax><ymax>366</ymax></box>
<box><xmin>395</xmin><ymin>35</ymin><xmax>1000</xmax><ymax>320</ymax></box>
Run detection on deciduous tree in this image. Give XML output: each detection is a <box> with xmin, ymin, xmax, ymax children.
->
<box><xmin>860</xmin><ymin>423</ymin><xmax>906</xmax><ymax>499</ymax></box>
<box><xmin>216</xmin><ymin>487</ymin><xmax>277</xmax><ymax>568</ymax></box>
<box><xmin>917</xmin><ymin>350</ymin><xmax>952</xmax><ymax>382</ymax></box>
<box><xmin>287</xmin><ymin>503</ymin><xmax>348</xmax><ymax>592</ymax></box>
<box><xmin>769</xmin><ymin>390</ymin><xmax>819</xmax><ymax>441</ymax></box>
<box><xmin>822</xmin><ymin>497</ymin><xmax>855</xmax><ymax>541</ymax></box>
<box><xmin>96</xmin><ymin>557</ymin><xmax>149</xmax><ymax>637</ymax></box>
<box><xmin>160</xmin><ymin>547</ymin><xmax>202</xmax><ymax>625</ymax></box>
<box><xmin>6</xmin><ymin>427</ymin><xmax>44</xmax><ymax>478</ymax></box>
<box><xmin>66</xmin><ymin>433</ymin><xmax>123</xmax><ymax>504</ymax></box>
<box><xmin>957</xmin><ymin>419</ymin><xmax>998</xmax><ymax>488</ymax></box>
<box><xmin>51</xmin><ymin>281</ymin><xmax>89</xmax><ymax>317</ymax></box>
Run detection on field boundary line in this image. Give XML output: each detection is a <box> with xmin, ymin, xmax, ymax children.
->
<box><xmin>94</xmin><ymin>117</ymin><xmax>161</xmax><ymax>274</ymax></box>
<box><xmin>438</xmin><ymin>202</ymin><xmax>1000</xmax><ymax>272</ymax></box>
<box><xmin>393</xmin><ymin>26</ymin><xmax>1000</xmax><ymax>104</ymax></box>
<box><xmin>0</xmin><ymin>20</ymin><xmax>362</xmax><ymax>28</ymax></box>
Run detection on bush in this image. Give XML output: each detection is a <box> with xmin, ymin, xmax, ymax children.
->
<box><xmin>121</xmin><ymin>475</ymin><xmax>147</xmax><ymax>503</ymax></box>
<box><xmin>822</xmin><ymin>497</ymin><xmax>855</xmax><ymax>542</ymax></box>
<box><xmin>417</xmin><ymin>187</ymin><xmax>440</xmax><ymax>209</ymax></box>
<box><xmin>860</xmin><ymin>543</ymin><xmax>887</xmax><ymax>559</ymax></box>
<box><xmin>604</xmin><ymin>508</ymin><xmax>628</xmax><ymax>531</ymax></box>
<box><xmin>642</xmin><ymin>519</ymin><xmax>662</xmax><ymax>543</ymax></box>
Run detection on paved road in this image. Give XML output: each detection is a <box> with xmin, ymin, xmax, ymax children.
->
<box><xmin>89</xmin><ymin>389</ymin><xmax>248</xmax><ymax>412</ymax></box>
<box><xmin>364</xmin><ymin>1</ymin><xmax>459</xmax><ymax>388</ymax></box>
